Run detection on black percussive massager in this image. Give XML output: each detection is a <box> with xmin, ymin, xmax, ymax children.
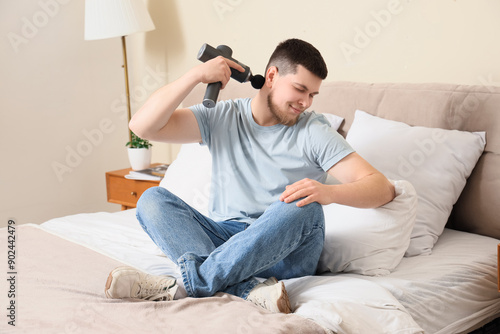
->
<box><xmin>197</xmin><ymin>43</ymin><xmax>265</xmax><ymax>108</ymax></box>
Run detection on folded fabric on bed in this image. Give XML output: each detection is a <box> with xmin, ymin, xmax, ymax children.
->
<box><xmin>287</xmin><ymin>276</ymin><xmax>423</xmax><ymax>334</ymax></box>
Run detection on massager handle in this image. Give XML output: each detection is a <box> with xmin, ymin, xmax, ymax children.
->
<box><xmin>203</xmin><ymin>82</ymin><xmax>222</xmax><ymax>109</ymax></box>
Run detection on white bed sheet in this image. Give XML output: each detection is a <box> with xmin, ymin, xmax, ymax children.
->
<box><xmin>40</xmin><ymin>209</ymin><xmax>499</xmax><ymax>334</ymax></box>
<box><xmin>349</xmin><ymin>228</ymin><xmax>500</xmax><ymax>334</ymax></box>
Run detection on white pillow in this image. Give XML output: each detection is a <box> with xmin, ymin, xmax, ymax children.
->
<box><xmin>321</xmin><ymin>113</ymin><xmax>344</xmax><ymax>130</ymax></box>
<box><xmin>317</xmin><ymin>179</ymin><xmax>417</xmax><ymax>276</ymax></box>
<box><xmin>346</xmin><ymin>110</ymin><xmax>486</xmax><ymax>256</ymax></box>
<box><xmin>159</xmin><ymin>143</ymin><xmax>212</xmax><ymax>216</ymax></box>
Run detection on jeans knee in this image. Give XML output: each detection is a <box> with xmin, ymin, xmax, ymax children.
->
<box><xmin>304</xmin><ymin>202</ymin><xmax>325</xmax><ymax>227</ymax></box>
<box><xmin>299</xmin><ymin>202</ymin><xmax>325</xmax><ymax>234</ymax></box>
<box><xmin>301</xmin><ymin>201</ymin><xmax>323</xmax><ymax>215</ymax></box>
<box><xmin>136</xmin><ymin>187</ymin><xmax>174</xmax><ymax>225</ymax></box>
<box><xmin>270</xmin><ymin>200</ymin><xmax>325</xmax><ymax>231</ymax></box>
<box><xmin>296</xmin><ymin>201</ymin><xmax>324</xmax><ymax>224</ymax></box>
<box><xmin>137</xmin><ymin>186</ymin><xmax>162</xmax><ymax>211</ymax></box>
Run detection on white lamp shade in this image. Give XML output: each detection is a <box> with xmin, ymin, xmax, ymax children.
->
<box><xmin>84</xmin><ymin>0</ymin><xmax>155</xmax><ymax>40</ymax></box>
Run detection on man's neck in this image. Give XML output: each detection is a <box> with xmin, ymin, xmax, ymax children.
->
<box><xmin>250</xmin><ymin>90</ymin><xmax>278</xmax><ymax>127</ymax></box>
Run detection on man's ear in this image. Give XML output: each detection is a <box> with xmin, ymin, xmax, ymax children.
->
<box><xmin>265</xmin><ymin>66</ymin><xmax>278</xmax><ymax>88</ymax></box>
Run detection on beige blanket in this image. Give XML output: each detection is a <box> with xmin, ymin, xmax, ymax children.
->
<box><xmin>0</xmin><ymin>225</ymin><xmax>327</xmax><ymax>334</ymax></box>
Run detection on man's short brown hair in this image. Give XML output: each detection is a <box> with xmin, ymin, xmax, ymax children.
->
<box><xmin>265</xmin><ymin>39</ymin><xmax>328</xmax><ymax>80</ymax></box>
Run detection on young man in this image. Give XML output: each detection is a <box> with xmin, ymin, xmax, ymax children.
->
<box><xmin>105</xmin><ymin>39</ymin><xmax>395</xmax><ymax>313</ymax></box>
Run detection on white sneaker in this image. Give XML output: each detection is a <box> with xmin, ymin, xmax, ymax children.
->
<box><xmin>105</xmin><ymin>266</ymin><xmax>178</xmax><ymax>301</ymax></box>
<box><xmin>246</xmin><ymin>277</ymin><xmax>292</xmax><ymax>314</ymax></box>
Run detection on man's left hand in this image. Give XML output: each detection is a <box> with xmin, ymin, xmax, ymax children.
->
<box><xmin>279</xmin><ymin>178</ymin><xmax>331</xmax><ymax>207</ymax></box>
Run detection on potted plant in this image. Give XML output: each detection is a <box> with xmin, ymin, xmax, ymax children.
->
<box><xmin>126</xmin><ymin>131</ymin><xmax>152</xmax><ymax>170</ymax></box>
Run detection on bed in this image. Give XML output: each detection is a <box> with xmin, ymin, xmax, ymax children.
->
<box><xmin>3</xmin><ymin>81</ymin><xmax>499</xmax><ymax>334</ymax></box>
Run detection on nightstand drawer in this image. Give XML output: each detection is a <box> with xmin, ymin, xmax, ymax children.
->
<box><xmin>105</xmin><ymin>166</ymin><xmax>161</xmax><ymax>210</ymax></box>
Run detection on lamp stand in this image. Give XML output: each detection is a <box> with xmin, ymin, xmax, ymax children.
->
<box><xmin>121</xmin><ymin>35</ymin><xmax>133</xmax><ymax>145</ymax></box>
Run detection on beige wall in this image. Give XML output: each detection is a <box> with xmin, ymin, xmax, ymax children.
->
<box><xmin>1</xmin><ymin>0</ymin><xmax>499</xmax><ymax>228</ymax></box>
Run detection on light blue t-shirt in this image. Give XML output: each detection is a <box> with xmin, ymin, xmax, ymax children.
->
<box><xmin>190</xmin><ymin>98</ymin><xmax>354</xmax><ymax>223</ymax></box>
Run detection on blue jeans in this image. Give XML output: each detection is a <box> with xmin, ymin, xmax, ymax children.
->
<box><xmin>136</xmin><ymin>187</ymin><xmax>325</xmax><ymax>299</ymax></box>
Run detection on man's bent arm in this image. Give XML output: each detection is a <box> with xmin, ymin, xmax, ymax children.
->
<box><xmin>280</xmin><ymin>153</ymin><xmax>395</xmax><ymax>208</ymax></box>
<box><xmin>129</xmin><ymin>57</ymin><xmax>244</xmax><ymax>144</ymax></box>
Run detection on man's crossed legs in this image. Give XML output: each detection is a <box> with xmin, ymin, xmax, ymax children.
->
<box><xmin>105</xmin><ymin>187</ymin><xmax>325</xmax><ymax>313</ymax></box>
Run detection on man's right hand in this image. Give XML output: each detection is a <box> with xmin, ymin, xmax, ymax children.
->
<box><xmin>195</xmin><ymin>56</ymin><xmax>245</xmax><ymax>89</ymax></box>
<box><xmin>129</xmin><ymin>56</ymin><xmax>244</xmax><ymax>144</ymax></box>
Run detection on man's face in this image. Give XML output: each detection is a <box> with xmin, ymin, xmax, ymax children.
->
<box><xmin>267</xmin><ymin>65</ymin><xmax>322</xmax><ymax>126</ymax></box>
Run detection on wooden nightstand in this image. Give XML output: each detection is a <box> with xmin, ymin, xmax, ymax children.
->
<box><xmin>105</xmin><ymin>164</ymin><xmax>162</xmax><ymax>210</ymax></box>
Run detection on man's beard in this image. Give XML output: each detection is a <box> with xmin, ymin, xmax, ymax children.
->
<box><xmin>267</xmin><ymin>91</ymin><xmax>300</xmax><ymax>127</ymax></box>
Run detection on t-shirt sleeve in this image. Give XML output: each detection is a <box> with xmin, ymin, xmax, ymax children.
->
<box><xmin>307</xmin><ymin>115</ymin><xmax>355</xmax><ymax>172</ymax></box>
<box><xmin>190</xmin><ymin>103</ymin><xmax>212</xmax><ymax>147</ymax></box>
<box><xmin>189</xmin><ymin>100</ymin><xmax>237</xmax><ymax>148</ymax></box>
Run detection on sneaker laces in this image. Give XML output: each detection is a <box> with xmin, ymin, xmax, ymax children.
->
<box><xmin>135</xmin><ymin>275</ymin><xmax>177</xmax><ymax>301</ymax></box>
<box><xmin>248</xmin><ymin>295</ymin><xmax>272</xmax><ymax>310</ymax></box>
<box><xmin>246</xmin><ymin>278</ymin><xmax>292</xmax><ymax>314</ymax></box>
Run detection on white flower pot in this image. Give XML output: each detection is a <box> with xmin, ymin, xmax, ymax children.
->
<box><xmin>127</xmin><ymin>147</ymin><xmax>152</xmax><ymax>170</ymax></box>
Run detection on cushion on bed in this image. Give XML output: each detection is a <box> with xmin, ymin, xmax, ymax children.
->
<box><xmin>346</xmin><ymin>110</ymin><xmax>486</xmax><ymax>256</ymax></box>
<box><xmin>317</xmin><ymin>179</ymin><xmax>417</xmax><ymax>276</ymax></box>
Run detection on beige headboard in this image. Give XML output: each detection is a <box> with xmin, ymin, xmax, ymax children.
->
<box><xmin>183</xmin><ymin>81</ymin><xmax>500</xmax><ymax>240</ymax></box>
